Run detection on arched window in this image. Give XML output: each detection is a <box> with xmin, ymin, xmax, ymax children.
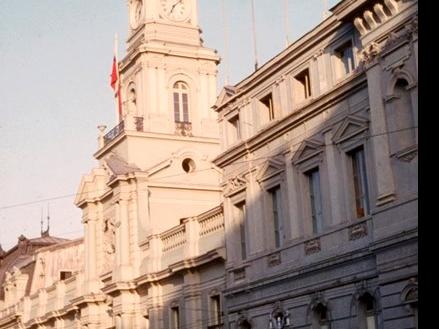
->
<box><xmin>358</xmin><ymin>293</ymin><xmax>377</xmax><ymax>329</ymax></box>
<box><xmin>386</xmin><ymin>78</ymin><xmax>416</xmax><ymax>155</ymax></box>
<box><xmin>173</xmin><ymin>81</ymin><xmax>190</xmax><ymax>123</ymax></box>
<box><xmin>312</xmin><ymin>303</ymin><xmax>329</xmax><ymax>329</ymax></box>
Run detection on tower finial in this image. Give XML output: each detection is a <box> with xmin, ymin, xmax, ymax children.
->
<box><xmin>40</xmin><ymin>207</ymin><xmax>44</xmax><ymax>236</ymax></box>
<box><xmin>46</xmin><ymin>203</ymin><xmax>50</xmax><ymax>236</ymax></box>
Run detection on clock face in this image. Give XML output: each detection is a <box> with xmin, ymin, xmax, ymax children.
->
<box><xmin>160</xmin><ymin>0</ymin><xmax>191</xmax><ymax>22</ymax></box>
<box><xmin>130</xmin><ymin>0</ymin><xmax>143</xmax><ymax>29</ymax></box>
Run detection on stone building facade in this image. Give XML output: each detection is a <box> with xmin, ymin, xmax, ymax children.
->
<box><xmin>0</xmin><ymin>0</ymin><xmax>417</xmax><ymax>328</ymax></box>
<box><xmin>213</xmin><ymin>0</ymin><xmax>418</xmax><ymax>328</ymax></box>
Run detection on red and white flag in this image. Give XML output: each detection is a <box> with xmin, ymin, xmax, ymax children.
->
<box><xmin>110</xmin><ymin>35</ymin><xmax>122</xmax><ymax>121</ymax></box>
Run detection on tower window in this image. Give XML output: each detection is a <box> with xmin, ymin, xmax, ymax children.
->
<box><xmin>173</xmin><ymin>81</ymin><xmax>190</xmax><ymax>123</ymax></box>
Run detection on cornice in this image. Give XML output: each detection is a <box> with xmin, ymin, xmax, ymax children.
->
<box><xmin>136</xmin><ymin>248</ymin><xmax>226</xmax><ymax>286</ymax></box>
<box><xmin>214</xmin><ymin>73</ymin><xmax>367</xmax><ymax>168</ymax></box>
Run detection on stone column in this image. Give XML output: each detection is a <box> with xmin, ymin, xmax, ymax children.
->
<box><xmin>324</xmin><ymin>131</ymin><xmax>345</xmax><ymax>225</ymax></box>
<box><xmin>284</xmin><ymin>152</ymin><xmax>301</xmax><ymax>239</ymax></box>
<box><xmin>83</xmin><ymin>203</ymin><xmax>99</xmax><ymax>293</ymax></box>
<box><xmin>183</xmin><ymin>270</ymin><xmax>201</xmax><ymax>329</ymax></box>
<box><xmin>364</xmin><ymin>58</ymin><xmax>396</xmax><ymax>206</ymax></box>
<box><xmin>116</xmin><ymin>195</ymin><xmax>132</xmax><ymax>281</ymax></box>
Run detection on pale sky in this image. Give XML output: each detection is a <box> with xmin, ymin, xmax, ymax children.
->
<box><xmin>0</xmin><ymin>0</ymin><xmax>340</xmax><ymax>250</ymax></box>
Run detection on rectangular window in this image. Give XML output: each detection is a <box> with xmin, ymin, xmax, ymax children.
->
<box><xmin>269</xmin><ymin>186</ymin><xmax>283</xmax><ymax>248</ymax></box>
<box><xmin>60</xmin><ymin>271</ymin><xmax>72</xmax><ymax>281</ymax></box>
<box><xmin>260</xmin><ymin>93</ymin><xmax>275</xmax><ymax>121</ymax></box>
<box><xmin>307</xmin><ymin>168</ymin><xmax>323</xmax><ymax>234</ymax></box>
<box><xmin>335</xmin><ymin>41</ymin><xmax>355</xmax><ymax>78</ymax></box>
<box><xmin>350</xmin><ymin>147</ymin><xmax>370</xmax><ymax>218</ymax></box>
<box><xmin>235</xmin><ymin>202</ymin><xmax>247</xmax><ymax>260</ymax></box>
<box><xmin>171</xmin><ymin>306</ymin><xmax>180</xmax><ymax>329</ymax></box>
<box><xmin>294</xmin><ymin>69</ymin><xmax>312</xmax><ymax>102</ymax></box>
<box><xmin>210</xmin><ymin>295</ymin><xmax>221</xmax><ymax>325</ymax></box>
<box><xmin>229</xmin><ymin>115</ymin><xmax>241</xmax><ymax>142</ymax></box>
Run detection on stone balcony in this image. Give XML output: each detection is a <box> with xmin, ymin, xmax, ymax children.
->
<box><xmin>142</xmin><ymin>205</ymin><xmax>225</xmax><ymax>274</ymax></box>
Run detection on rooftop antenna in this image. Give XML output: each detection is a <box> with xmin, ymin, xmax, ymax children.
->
<box><xmin>250</xmin><ymin>0</ymin><xmax>259</xmax><ymax>70</ymax></box>
<box><xmin>221</xmin><ymin>0</ymin><xmax>231</xmax><ymax>85</ymax></box>
<box><xmin>284</xmin><ymin>0</ymin><xmax>290</xmax><ymax>48</ymax></box>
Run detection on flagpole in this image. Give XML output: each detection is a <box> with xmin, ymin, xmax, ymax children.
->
<box><xmin>284</xmin><ymin>0</ymin><xmax>290</xmax><ymax>48</ymax></box>
<box><xmin>114</xmin><ymin>33</ymin><xmax>120</xmax><ymax>123</ymax></box>
<box><xmin>250</xmin><ymin>0</ymin><xmax>259</xmax><ymax>71</ymax></box>
<box><xmin>221</xmin><ymin>0</ymin><xmax>230</xmax><ymax>85</ymax></box>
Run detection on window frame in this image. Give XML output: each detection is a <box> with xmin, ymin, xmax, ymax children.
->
<box><xmin>292</xmin><ymin>66</ymin><xmax>312</xmax><ymax>104</ymax></box>
<box><xmin>170</xmin><ymin>305</ymin><xmax>180</xmax><ymax>329</ymax></box>
<box><xmin>332</xmin><ymin>39</ymin><xmax>356</xmax><ymax>81</ymax></box>
<box><xmin>173</xmin><ymin>81</ymin><xmax>190</xmax><ymax>123</ymax></box>
<box><xmin>348</xmin><ymin>146</ymin><xmax>370</xmax><ymax>219</ymax></box>
<box><xmin>306</xmin><ymin>167</ymin><xmax>324</xmax><ymax>235</ymax></box>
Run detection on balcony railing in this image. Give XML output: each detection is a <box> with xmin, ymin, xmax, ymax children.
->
<box><xmin>175</xmin><ymin>121</ymin><xmax>193</xmax><ymax>137</ymax></box>
<box><xmin>104</xmin><ymin>120</ymin><xmax>124</xmax><ymax>145</ymax></box>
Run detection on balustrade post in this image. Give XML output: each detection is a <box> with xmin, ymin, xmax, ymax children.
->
<box><xmin>184</xmin><ymin>217</ymin><xmax>200</xmax><ymax>258</ymax></box>
<box><xmin>149</xmin><ymin>235</ymin><xmax>163</xmax><ymax>273</ymax></box>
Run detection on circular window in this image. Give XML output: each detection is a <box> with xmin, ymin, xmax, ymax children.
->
<box><xmin>182</xmin><ymin>158</ymin><xmax>196</xmax><ymax>173</ymax></box>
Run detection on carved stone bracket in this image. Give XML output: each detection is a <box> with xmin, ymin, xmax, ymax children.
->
<box><xmin>349</xmin><ymin>222</ymin><xmax>368</xmax><ymax>240</ymax></box>
<box><xmin>394</xmin><ymin>144</ymin><xmax>418</xmax><ymax>163</ymax></box>
<box><xmin>267</xmin><ymin>252</ymin><xmax>281</xmax><ymax>267</ymax></box>
<box><xmin>358</xmin><ymin>42</ymin><xmax>382</xmax><ymax>66</ymax></box>
<box><xmin>233</xmin><ymin>268</ymin><xmax>246</xmax><ymax>281</ymax></box>
<box><xmin>305</xmin><ymin>238</ymin><xmax>321</xmax><ymax>255</ymax></box>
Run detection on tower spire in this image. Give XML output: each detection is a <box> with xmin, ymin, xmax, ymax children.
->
<box><xmin>46</xmin><ymin>203</ymin><xmax>50</xmax><ymax>235</ymax></box>
<box><xmin>40</xmin><ymin>207</ymin><xmax>44</xmax><ymax>236</ymax></box>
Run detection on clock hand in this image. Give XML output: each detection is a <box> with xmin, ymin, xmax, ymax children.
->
<box><xmin>170</xmin><ymin>0</ymin><xmax>182</xmax><ymax>13</ymax></box>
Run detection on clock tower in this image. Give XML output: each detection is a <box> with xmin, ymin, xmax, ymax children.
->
<box><xmin>116</xmin><ymin>0</ymin><xmax>219</xmax><ymax>140</ymax></box>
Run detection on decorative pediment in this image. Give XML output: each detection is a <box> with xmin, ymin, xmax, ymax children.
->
<box><xmin>401</xmin><ymin>278</ymin><xmax>418</xmax><ymax>303</ymax></box>
<box><xmin>332</xmin><ymin>115</ymin><xmax>369</xmax><ymax>144</ymax></box>
<box><xmin>213</xmin><ymin>85</ymin><xmax>238</xmax><ymax>111</ymax></box>
<box><xmin>291</xmin><ymin>139</ymin><xmax>324</xmax><ymax>165</ymax></box>
<box><xmin>75</xmin><ymin>167</ymin><xmax>109</xmax><ymax>206</ymax></box>
<box><xmin>224</xmin><ymin>175</ymin><xmax>247</xmax><ymax>196</ymax></box>
<box><xmin>256</xmin><ymin>158</ymin><xmax>285</xmax><ymax>183</ymax></box>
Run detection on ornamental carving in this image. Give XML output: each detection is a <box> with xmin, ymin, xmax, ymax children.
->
<box><xmin>349</xmin><ymin>222</ymin><xmax>368</xmax><ymax>240</ymax></box>
<box><xmin>358</xmin><ymin>42</ymin><xmax>382</xmax><ymax>66</ymax></box>
<box><xmin>305</xmin><ymin>238</ymin><xmax>321</xmax><ymax>255</ymax></box>
<box><xmin>225</xmin><ymin>175</ymin><xmax>247</xmax><ymax>195</ymax></box>
<box><xmin>267</xmin><ymin>252</ymin><xmax>281</xmax><ymax>267</ymax></box>
<box><xmin>102</xmin><ymin>217</ymin><xmax>116</xmax><ymax>273</ymax></box>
